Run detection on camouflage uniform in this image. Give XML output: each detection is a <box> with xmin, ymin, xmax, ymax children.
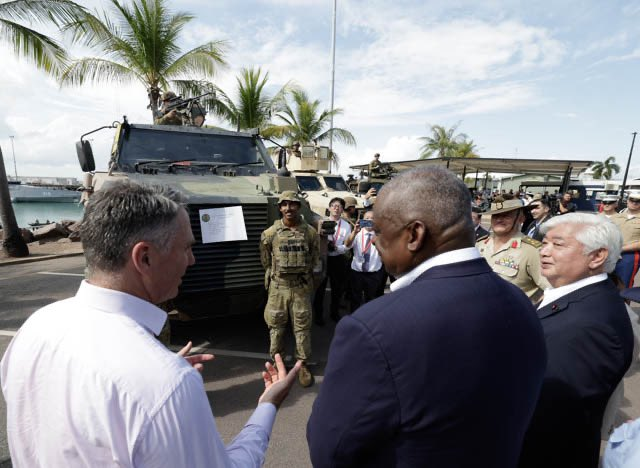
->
<box><xmin>154</xmin><ymin>111</ymin><xmax>183</xmax><ymax>126</ymax></box>
<box><xmin>261</xmin><ymin>217</ymin><xmax>319</xmax><ymax>363</ymax></box>
<box><xmin>476</xmin><ymin>233</ymin><xmax>550</xmax><ymax>303</ymax></box>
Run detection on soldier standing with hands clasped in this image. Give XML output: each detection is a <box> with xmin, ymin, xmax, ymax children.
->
<box><xmin>260</xmin><ymin>191</ymin><xmax>320</xmax><ymax>387</ymax></box>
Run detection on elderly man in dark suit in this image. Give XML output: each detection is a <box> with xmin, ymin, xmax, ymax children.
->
<box><xmin>307</xmin><ymin>167</ymin><xmax>547</xmax><ymax>468</ymax></box>
<box><xmin>518</xmin><ymin>213</ymin><xmax>634</xmax><ymax>468</ymax></box>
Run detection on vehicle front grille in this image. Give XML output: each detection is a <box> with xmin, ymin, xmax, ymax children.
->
<box><xmin>180</xmin><ymin>204</ymin><xmax>267</xmax><ymax>293</ymax></box>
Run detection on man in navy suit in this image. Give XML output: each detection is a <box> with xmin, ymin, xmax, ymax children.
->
<box><xmin>307</xmin><ymin>167</ymin><xmax>547</xmax><ymax>468</ymax></box>
<box><xmin>518</xmin><ymin>213</ymin><xmax>634</xmax><ymax>468</ymax></box>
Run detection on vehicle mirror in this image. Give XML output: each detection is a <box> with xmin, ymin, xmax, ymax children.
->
<box><xmin>76</xmin><ymin>140</ymin><xmax>95</xmax><ymax>172</ymax></box>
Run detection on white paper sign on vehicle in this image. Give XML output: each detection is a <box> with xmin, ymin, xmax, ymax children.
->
<box><xmin>198</xmin><ymin>206</ymin><xmax>248</xmax><ymax>244</ymax></box>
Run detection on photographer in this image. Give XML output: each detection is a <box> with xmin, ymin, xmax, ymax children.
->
<box><xmin>313</xmin><ymin>197</ymin><xmax>352</xmax><ymax>325</ymax></box>
<box><xmin>344</xmin><ymin>209</ymin><xmax>385</xmax><ymax>312</ymax></box>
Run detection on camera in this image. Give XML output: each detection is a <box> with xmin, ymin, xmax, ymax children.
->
<box><xmin>321</xmin><ymin>220</ymin><xmax>336</xmax><ymax>236</ymax></box>
<box><xmin>360</xmin><ymin>219</ymin><xmax>373</xmax><ymax>229</ymax></box>
<box><xmin>327</xmin><ymin>241</ymin><xmax>336</xmax><ymax>252</ymax></box>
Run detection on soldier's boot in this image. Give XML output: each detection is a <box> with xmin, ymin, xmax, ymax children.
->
<box><xmin>298</xmin><ymin>363</ymin><xmax>314</xmax><ymax>388</ymax></box>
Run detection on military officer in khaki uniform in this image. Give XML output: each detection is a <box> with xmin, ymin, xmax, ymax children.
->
<box><xmin>261</xmin><ymin>191</ymin><xmax>320</xmax><ymax>387</ymax></box>
<box><xmin>611</xmin><ymin>190</ymin><xmax>640</xmax><ymax>287</ymax></box>
<box><xmin>476</xmin><ymin>197</ymin><xmax>550</xmax><ymax>304</ymax></box>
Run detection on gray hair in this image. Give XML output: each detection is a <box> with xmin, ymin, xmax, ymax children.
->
<box><xmin>80</xmin><ymin>180</ymin><xmax>186</xmax><ymax>274</ymax></box>
<box><xmin>540</xmin><ymin>213</ymin><xmax>622</xmax><ymax>273</ymax></box>
<box><xmin>379</xmin><ymin>166</ymin><xmax>472</xmax><ymax>232</ymax></box>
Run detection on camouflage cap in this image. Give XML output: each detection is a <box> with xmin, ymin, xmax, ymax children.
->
<box><xmin>278</xmin><ymin>190</ymin><xmax>302</xmax><ymax>204</ymax></box>
<box><xmin>343</xmin><ymin>196</ymin><xmax>357</xmax><ymax>209</ymax></box>
<box><xmin>485</xmin><ymin>197</ymin><xmax>525</xmax><ymax>215</ymax></box>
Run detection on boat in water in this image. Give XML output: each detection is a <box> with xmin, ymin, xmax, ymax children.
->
<box><xmin>9</xmin><ymin>181</ymin><xmax>81</xmax><ymax>203</ymax></box>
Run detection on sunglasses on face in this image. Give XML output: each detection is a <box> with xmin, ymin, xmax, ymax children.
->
<box><xmin>603</xmin><ymin>201</ymin><xmax>617</xmax><ymax>205</ymax></box>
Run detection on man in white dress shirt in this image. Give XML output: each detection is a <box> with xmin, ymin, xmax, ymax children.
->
<box><xmin>313</xmin><ymin>197</ymin><xmax>353</xmax><ymax>324</ymax></box>
<box><xmin>344</xmin><ymin>209</ymin><xmax>385</xmax><ymax>312</ymax></box>
<box><xmin>1</xmin><ymin>180</ymin><xmax>300</xmax><ymax>468</ymax></box>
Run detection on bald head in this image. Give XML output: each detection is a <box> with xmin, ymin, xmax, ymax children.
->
<box><xmin>373</xmin><ymin>167</ymin><xmax>475</xmax><ymax>273</ymax></box>
<box><xmin>377</xmin><ymin>167</ymin><xmax>473</xmax><ymax>236</ymax></box>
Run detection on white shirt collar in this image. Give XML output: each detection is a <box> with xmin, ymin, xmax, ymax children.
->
<box><xmin>390</xmin><ymin>247</ymin><xmax>481</xmax><ymax>292</ymax></box>
<box><xmin>76</xmin><ymin>280</ymin><xmax>167</xmax><ymax>335</ymax></box>
<box><xmin>537</xmin><ymin>273</ymin><xmax>608</xmax><ymax>310</ymax></box>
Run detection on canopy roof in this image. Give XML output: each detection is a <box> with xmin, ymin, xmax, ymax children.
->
<box><xmin>350</xmin><ymin>157</ymin><xmax>594</xmax><ymax>178</ymax></box>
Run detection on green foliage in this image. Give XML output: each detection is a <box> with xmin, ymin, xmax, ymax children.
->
<box><xmin>214</xmin><ymin>67</ymin><xmax>294</xmax><ymax>132</ymax></box>
<box><xmin>591</xmin><ymin>156</ymin><xmax>620</xmax><ymax>180</ymax></box>
<box><xmin>0</xmin><ymin>0</ymin><xmax>87</xmax><ymax>74</ymax></box>
<box><xmin>58</xmin><ymin>0</ymin><xmax>227</xmax><ymax>119</ymax></box>
<box><xmin>265</xmin><ymin>89</ymin><xmax>356</xmax><ymax>170</ymax></box>
<box><xmin>419</xmin><ymin>123</ymin><xmax>479</xmax><ymax>159</ymax></box>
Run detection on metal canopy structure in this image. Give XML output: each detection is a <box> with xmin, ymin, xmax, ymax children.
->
<box><xmin>350</xmin><ymin>157</ymin><xmax>594</xmax><ymax>179</ymax></box>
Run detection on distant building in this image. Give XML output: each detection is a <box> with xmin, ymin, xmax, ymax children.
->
<box><xmin>8</xmin><ymin>176</ymin><xmax>80</xmax><ymax>187</ymax></box>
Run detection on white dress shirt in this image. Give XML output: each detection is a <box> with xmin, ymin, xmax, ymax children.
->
<box><xmin>537</xmin><ymin>273</ymin><xmax>608</xmax><ymax>309</ymax></box>
<box><xmin>350</xmin><ymin>229</ymin><xmax>382</xmax><ymax>272</ymax></box>
<box><xmin>329</xmin><ymin>218</ymin><xmax>352</xmax><ymax>256</ymax></box>
<box><xmin>390</xmin><ymin>247</ymin><xmax>481</xmax><ymax>292</ymax></box>
<box><xmin>1</xmin><ymin>281</ymin><xmax>276</xmax><ymax>467</ymax></box>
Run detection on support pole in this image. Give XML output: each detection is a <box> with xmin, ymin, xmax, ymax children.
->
<box><xmin>620</xmin><ymin>132</ymin><xmax>637</xmax><ymax>200</ymax></box>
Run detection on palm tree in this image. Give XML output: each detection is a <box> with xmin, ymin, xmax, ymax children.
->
<box><xmin>0</xmin><ymin>0</ymin><xmax>86</xmax><ymax>74</ymax></box>
<box><xmin>591</xmin><ymin>156</ymin><xmax>620</xmax><ymax>180</ymax></box>
<box><xmin>455</xmin><ymin>139</ymin><xmax>480</xmax><ymax>158</ymax></box>
<box><xmin>58</xmin><ymin>0</ymin><xmax>227</xmax><ymax>120</ymax></box>
<box><xmin>265</xmin><ymin>89</ymin><xmax>356</xmax><ymax>170</ymax></box>
<box><xmin>0</xmin><ymin>0</ymin><xmax>87</xmax><ymax>258</ymax></box>
<box><xmin>419</xmin><ymin>123</ymin><xmax>467</xmax><ymax>159</ymax></box>
<box><xmin>0</xmin><ymin>147</ymin><xmax>28</xmax><ymax>257</ymax></box>
<box><xmin>214</xmin><ymin>67</ymin><xmax>293</xmax><ymax>132</ymax></box>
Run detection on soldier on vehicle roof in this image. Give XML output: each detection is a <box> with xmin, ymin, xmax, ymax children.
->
<box><xmin>260</xmin><ymin>191</ymin><xmax>320</xmax><ymax>387</ymax></box>
<box><xmin>476</xmin><ymin>197</ymin><xmax>550</xmax><ymax>304</ymax></box>
<box><xmin>154</xmin><ymin>91</ymin><xmax>183</xmax><ymax>126</ymax></box>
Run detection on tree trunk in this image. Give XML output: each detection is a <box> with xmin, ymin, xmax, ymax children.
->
<box><xmin>0</xmin><ymin>147</ymin><xmax>29</xmax><ymax>257</ymax></box>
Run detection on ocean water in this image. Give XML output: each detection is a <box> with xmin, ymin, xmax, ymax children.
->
<box><xmin>10</xmin><ymin>202</ymin><xmax>84</xmax><ymax>229</ymax></box>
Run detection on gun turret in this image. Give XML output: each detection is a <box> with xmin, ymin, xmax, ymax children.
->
<box><xmin>162</xmin><ymin>92</ymin><xmax>213</xmax><ymax>127</ymax></box>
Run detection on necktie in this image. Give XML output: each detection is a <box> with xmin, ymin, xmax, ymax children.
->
<box><xmin>362</xmin><ymin>234</ymin><xmax>371</xmax><ymax>272</ymax></box>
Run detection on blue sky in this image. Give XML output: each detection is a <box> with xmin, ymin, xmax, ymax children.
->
<box><xmin>1</xmin><ymin>0</ymin><xmax>640</xmax><ymax>180</ymax></box>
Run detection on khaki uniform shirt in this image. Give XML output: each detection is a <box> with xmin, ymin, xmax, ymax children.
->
<box><xmin>611</xmin><ymin>213</ymin><xmax>640</xmax><ymax>246</ymax></box>
<box><xmin>476</xmin><ymin>232</ymin><xmax>550</xmax><ymax>303</ymax></box>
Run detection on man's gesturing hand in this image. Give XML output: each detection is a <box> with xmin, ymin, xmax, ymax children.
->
<box><xmin>259</xmin><ymin>354</ymin><xmax>301</xmax><ymax>408</ymax></box>
<box><xmin>178</xmin><ymin>341</ymin><xmax>215</xmax><ymax>373</ymax></box>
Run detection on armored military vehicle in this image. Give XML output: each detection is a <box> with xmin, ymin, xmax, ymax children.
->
<box><xmin>271</xmin><ymin>144</ymin><xmax>364</xmax><ymax>216</ymax></box>
<box><xmin>76</xmin><ymin>119</ymin><xmax>316</xmax><ymax>320</ymax></box>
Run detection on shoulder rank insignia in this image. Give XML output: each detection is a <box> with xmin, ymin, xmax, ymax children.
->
<box><xmin>476</xmin><ymin>234</ymin><xmax>489</xmax><ymax>242</ymax></box>
<box><xmin>521</xmin><ymin>236</ymin><xmax>543</xmax><ymax>248</ymax></box>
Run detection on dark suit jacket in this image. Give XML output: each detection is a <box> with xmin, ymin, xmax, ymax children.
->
<box><xmin>518</xmin><ymin>279</ymin><xmax>634</xmax><ymax>468</ymax></box>
<box><xmin>523</xmin><ymin>215</ymin><xmax>552</xmax><ymax>242</ymax></box>
<box><xmin>307</xmin><ymin>258</ymin><xmax>547</xmax><ymax>468</ymax></box>
<box><xmin>474</xmin><ymin>224</ymin><xmax>489</xmax><ymax>241</ymax></box>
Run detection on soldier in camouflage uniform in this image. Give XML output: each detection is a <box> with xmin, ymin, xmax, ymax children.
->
<box><xmin>476</xmin><ymin>197</ymin><xmax>550</xmax><ymax>304</ymax></box>
<box><xmin>260</xmin><ymin>191</ymin><xmax>320</xmax><ymax>387</ymax></box>
<box><xmin>154</xmin><ymin>91</ymin><xmax>183</xmax><ymax>126</ymax></box>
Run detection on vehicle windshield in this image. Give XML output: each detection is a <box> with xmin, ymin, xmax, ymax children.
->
<box><xmin>117</xmin><ymin>126</ymin><xmax>270</xmax><ymax>170</ymax></box>
<box><xmin>323</xmin><ymin>176</ymin><xmax>349</xmax><ymax>191</ymax></box>
<box><xmin>296</xmin><ymin>175</ymin><xmax>323</xmax><ymax>191</ymax></box>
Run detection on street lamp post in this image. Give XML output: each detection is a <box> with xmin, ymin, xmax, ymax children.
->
<box><xmin>9</xmin><ymin>135</ymin><xmax>17</xmax><ymax>180</ymax></box>
<box><xmin>619</xmin><ymin>132</ymin><xmax>637</xmax><ymax>201</ymax></box>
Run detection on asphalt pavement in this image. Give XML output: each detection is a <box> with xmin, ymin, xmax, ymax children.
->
<box><xmin>1</xmin><ymin>253</ymin><xmax>640</xmax><ymax>466</ymax></box>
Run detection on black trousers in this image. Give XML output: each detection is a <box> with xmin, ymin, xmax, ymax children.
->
<box><xmin>314</xmin><ymin>255</ymin><xmax>349</xmax><ymax>319</ymax></box>
<box><xmin>349</xmin><ymin>268</ymin><xmax>386</xmax><ymax>313</ymax></box>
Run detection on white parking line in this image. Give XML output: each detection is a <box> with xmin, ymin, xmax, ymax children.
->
<box><xmin>37</xmin><ymin>272</ymin><xmax>84</xmax><ymax>277</ymax></box>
